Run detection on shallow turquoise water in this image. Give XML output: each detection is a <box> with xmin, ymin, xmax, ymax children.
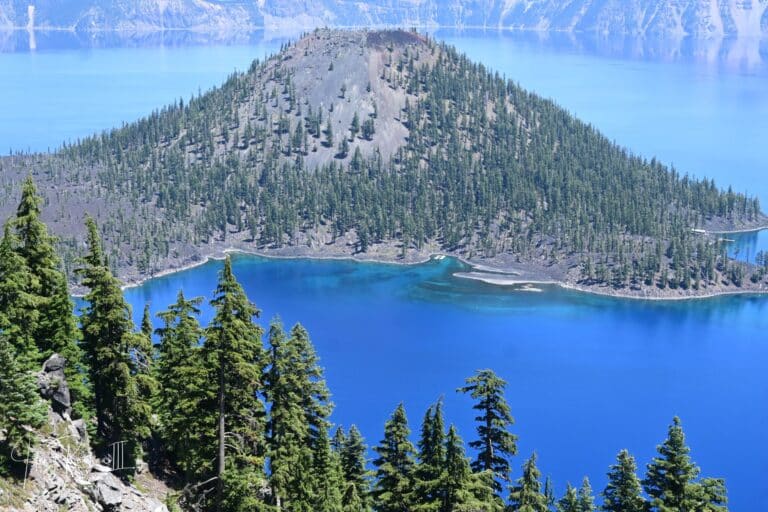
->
<box><xmin>124</xmin><ymin>255</ymin><xmax>768</xmax><ymax>509</ymax></box>
<box><xmin>2</xmin><ymin>29</ymin><xmax>767</xmax><ymax>508</ymax></box>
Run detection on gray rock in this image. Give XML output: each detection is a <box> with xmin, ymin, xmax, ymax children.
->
<box><xmin>38</xmin><ymin>353</ymin><xmax>72</xmax><ymax>415</ymax></box>
<box><xmin>90</xmin><ymin>472</ymin><xmax>123</xmax><ymax>509</ymax></box>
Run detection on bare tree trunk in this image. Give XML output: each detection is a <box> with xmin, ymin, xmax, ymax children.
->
<box><xmin>216</xmin><ymin>365</ymin><xmax>225</xmax><ymax>512</ymax></box>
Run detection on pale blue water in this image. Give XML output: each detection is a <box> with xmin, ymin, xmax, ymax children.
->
<box><xmin>3</xmin><ymin>29</ymin><xmax>768</xmax><ymax>508</ymax></box>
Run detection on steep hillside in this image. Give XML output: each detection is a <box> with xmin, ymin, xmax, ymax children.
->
<box><xmin>0</xmin><ymin>29</ymin><xmax>765</xmax><ymax>298</ymax></box>
<box><xmin>0</xmin><ymin>0</ymin><xmax>767</xmax><ymax>37</ymax></box>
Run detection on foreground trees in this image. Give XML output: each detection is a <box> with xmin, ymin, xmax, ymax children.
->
<box><xmin>0</xmin><ymin>178</ymin><xmax>732</xmax><ymax>512</ymax></box>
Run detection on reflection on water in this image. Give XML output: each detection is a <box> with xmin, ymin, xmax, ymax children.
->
<box><xmin>3</xmin><ymin>27</ymin><xmax>767</xmax><ymax>73</ymax></box>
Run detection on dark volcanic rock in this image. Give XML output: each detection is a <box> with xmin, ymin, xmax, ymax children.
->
<box><xmin>38</xmin><ymin>353</ymin><xmax>72</xmax><ymax>416</ymax></box>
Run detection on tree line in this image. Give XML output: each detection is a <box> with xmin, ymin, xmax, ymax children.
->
<box><xmin>0</xmin><ymin>178</ymin><xmax>729</xmax><ymax>511</ymax></box>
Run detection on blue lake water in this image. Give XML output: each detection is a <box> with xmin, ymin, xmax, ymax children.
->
<box><xmin>124</xmin><ymin>255</ymin><xmax>768</xmax><ymax>510</ymax></box>
<box><xmin>2</xmin><ymin>29</ymin><xmax>767</xmax><ymax>508</ymax></box>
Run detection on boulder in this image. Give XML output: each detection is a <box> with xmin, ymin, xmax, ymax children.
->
<box><xmin>37</xmin><ymin>353</ymin><xmax>71</xmax><ymax>416</ymax></box>
<box><xmin>90</xmin><ymin>471</ymin><xmax>123</xmax><ymax>509</ymax></box>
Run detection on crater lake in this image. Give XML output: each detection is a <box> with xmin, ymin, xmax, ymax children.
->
<box><xmin>3</xmin><ymin>28</ymin><xmax>767</xmax><ymax>509</ymax></box>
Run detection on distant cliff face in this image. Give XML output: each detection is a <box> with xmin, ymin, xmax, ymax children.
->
<box><xmin>0</xmin><ymin>0</ymin><xmax>766</xmax><ymax>37</ymax></box>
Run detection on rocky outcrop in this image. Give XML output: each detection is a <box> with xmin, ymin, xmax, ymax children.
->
<box><xmin>0</xmin><ymin>356</ymin><xmax>170</xmax><ymax>512</ymax></box>
<box><xmin>37</xmin><ymin>354</ymin><xmax>71</xmax><ymax>416</ymax></box>
<box><xmin>0</xmin><ymin>0</ymin><xmax>766</xmax><ymax>38</ymax></box>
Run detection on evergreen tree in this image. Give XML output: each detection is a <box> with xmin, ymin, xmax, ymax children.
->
<box><xmin>12</xmin><ymin>176</ymin><xmax>79</xmax><ymax>361</ymax></box>
<box><xmin>508</xmin><ymin>453</ymin><xmax>549</xmax><ymax>512</ymax></box>
<box><xmin>265</xmin><ymin>319</ymin><xmax>313</xmax><ymax>510</ymax></box>
<box><xmin>0</xmin><ymin>334</ymin><xmax>47</xmax><ymax>473</ymax></box>
<box><xmin>0</xmin><ymin>224</ymin><xmax>39</xmax><ymax>366</ymax></box>
<box><xmin>372</xmin><ymin>404</ymin><xmax>417</xmax><ymax>512</ymax></box>
<box><xmin>544</xmin><ymin>477</ymin><xmax>556</xmax><ymax>511</ymax></box>
<box><xmin>339</xmin><ymin>425</ymin><xmax>371</xmax><ymax>512</ymax></box>
<box><xmin>557</xmin><ymin>484</ymin><xmax>579</xmax><ymax>512</ymax></box>
<box><xmin>78</xmin><ymin>216</ymin><xmax>152</xmax><ymax>465</ymax></box>
<box><xmin>413</xmin><ymin>400</ymin><xmax>447</xmax><ymax>510</ymax></box>
<box><xmin>313</xmin><ymin>426</ymin><xmax>345</xmax><ymax>512</ymax></box>
<box><xmin>458</xmin><ymin>369</ymin><xmax>517</xmax><ymax>494</ymax></box>
<box><xmin>642</xmin><ymin>417</ymin><xmax>700</xmax><ymax>511</ymax></box>
<box><xmin>578</xmin><ymin>478</ymin><xmax>596</xmax><ymax>512</ymax></box>
<box><xmin>141</xmin><ymin>303</ymin><xmax>153</xmax><ymax>339</ymax></box>
<box><xmin>204</xmin><ymin>256</ymin><xmax>266</xmax><ymax>511</ymax></box>
<box><xmin>155</xmin><ymin>291</ymin><xmax>212</xmax><ymax>482</ymax></box>
<box><xmin>602</xmin><ymin>450</ymin><xmax>645</xmax><ymax>512</ymax></box>
<box><xmin>443</xmin><ymin>424</ymin><xmax>498</xmax><ymax>512</ymax></box>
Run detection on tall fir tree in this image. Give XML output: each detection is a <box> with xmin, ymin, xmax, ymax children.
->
<box><xmin>372</xmin><ymin>403</ymin><xmax>417</xmax><ymax>512</ymax></box>
<box><xmin>313</xmin><ymin>426</ymin><xmax>345</xmax><ymax>512</ymax></box>
<box><xmin>0</xmin><ymin>334</ymin><xmax>47</xmax><ymax>473</ymax></box>
<box><xmin>155</xmin><ymin>291</ymin><xmax>213</xmax><ymax>483</ymax></box>
<box><xmin>443</xmin><ymin>424</ymin><xmax>498</xmax><ymax>512</ymax></box>
<box><xmin>265</xmin><ymin>319</ymin><xmax>313</xmax><ymax>511</ymax></box>
<box><xmin>508</xmin><ymin>453</ymin><xmax>549</xmax><ymax>512</ymax></box>
<box><xmin>339</xmin><ymin>425</ymin><xmax>371</xmax><ymax>512</ymax></box>
<box><xmin>578</xmin><ymin>478</ymin><xmax>596</xmax><ymax>512</ymax></box>
<box><xmin>458</xmin><ymin>369</ymin><xmax>517</xmax><ymax>495</ymax></box>
<box><xmin>141</xmin><ymin>303</ymin><xmax>153</xmax><ymax>339</ymax></box>
<box><xmin>204</xmin><ymin>256</ymin><xmax>266</xmax><ymax>511</ymax></box>
<box><xmin>0</xmin><ymin>224</ymin><xmax>39</xmax><ymax>366</ymax></box>
<box><xmin>557</xmin><ymin>484</ymin><xmax>579</xmax><ymax>512</ymax></box>
<box><xmin>12</xmin><ymin>176</ymin><xmax>79</xmax><ymax>361</ymax></box>
<box><xmin>413</xmin><ymin>400</ymin><xmax>447</xmax><ymax>511</ymax></box>
<box><xmin>601</xmin><ymin>450</ymin><xmax>645</xmax><ymax>512</ymax></box>
<box><xmin>78</xmin><ymin>216</ymin><xmax>152</xmax><ymax>464</ymax></box>
<box><xmin>642</xmin><ymin>417</ymin><xmax>701</xmax><ymax>512</ymax></box>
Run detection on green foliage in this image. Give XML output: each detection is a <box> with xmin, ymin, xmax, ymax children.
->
<box><xmin>204</xmin><ymin>255</ymin><xmax>266</xmax><ymax>509</ymax></box>
<box><xmin>338</xmin><ymin>425</ymin><xmax>371</xmax><ymax>512</ymax></box>
<box><xmin>508</xmin><ymin>453</ymin><xmax>549</xmax><ymax>512</ymax></box>
<box><xmin>0</xmin><ymin>334</ymin><xmax>47</xmax><ymax>473</ymax></box>
<box><xmin>643</xmin><ymin>417</ymin><xmax>728</xmax><ymax>512</ymax></box>
<box><xmin>458</xmin><ymin>369</ymin><xmax>517</xmax><ymax>494</ymax></box>
<box><xmin>155</xmin><ymin>292</ymin><xmax>213</xmax><ymax>482</ymax></box>
<box><xmin>373</xmin><ymin>404</ymin><xmax>417</xmax><ymax>512</ymax></box>
<box><xmin>601</xmin><ymin>450</ymin><xmax>645</xmax><ymax>512</ymax></box>
<box><xmin>78</xmin><ymin>216</ymin><xmax>152</xmax><ymax>466</ymax></box>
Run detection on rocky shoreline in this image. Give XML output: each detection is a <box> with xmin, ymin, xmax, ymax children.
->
<box><xmin>111</xmin><ymin>229</ymin><xmax>768</xmax><ymax>302</ymax></box>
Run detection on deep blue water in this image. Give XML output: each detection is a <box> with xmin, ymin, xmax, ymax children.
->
<box><xmin>2</xmin><ymin>29</ymin><xmax>768</xmax><ymax>508</ymax></box>
<box><xmin>124</xmin><ymin>255</ymin><xmax>768</xmax><ymax>509</ymax></box>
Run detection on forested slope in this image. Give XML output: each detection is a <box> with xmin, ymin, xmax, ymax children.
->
<box><xmin>0</xmin><ymin>29</ymin><xmax>765</xmax><ymax>297</ymax></box>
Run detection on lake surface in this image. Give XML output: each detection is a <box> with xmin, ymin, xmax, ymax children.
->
<box><xmin>2</xmin><ymin>28</ymin><xmax>767</xmax><ymax>508</ymax></box>
<box><xmin>124</xmin><ymin>255</ymin><xmax>768</xmax><ymax>510</ymax></box>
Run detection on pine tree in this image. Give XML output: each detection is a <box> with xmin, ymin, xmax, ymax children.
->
<box><xmin>313</xmin><ymin>426</ymin><xmax>345</xmax><ymax>512</ymax></box>
<box><xmin>155</xmin><ymin>291</ymin><xmax>212</xmax><ymax>482</ymax></box>
<box><xmin>508</xmin><ymin>453</ymin><xmax>549</xmax><ymax>512</ymax></box>
<box><xmin>544</xmin><ymin>477</ymin><xmax>556</xmax><ymax>511</ymax></box>
<box><xmin>413</xmin><ymin>400</ymin><xmax>447</xmax><ymax>511</ymax></box>
<box><xmin>458</xmin><ymin>369</ymin><xmax>518</xmax><ymax>494</ymax></box>
<box><xmin>7</xmin><ymin>178</ymin><xmax>87</xmax><ymax>418</ymax></box>
<box><xmin>265</xmin><ymin>319</ymin><xmax>313</xmax><ymax>510</ymax></box>
<box><xmin>443</xmin><ymin>424</ymin><xmax>498</xmax><ymax>512</ymax></box>
<box><xmin>373</xmin><ymin>403</ymin><xmax>417</xmax><ymax>512</ymax></box>
<box><xmin>141</xmin><ymin>303</ymin><xmax>153</xmax><ymax>339</ymax></box>
<box><xmin>13</xmin><ymin>177</ymin><xmax>78</xmax><ymax>359</ymax></box>
<box><xmin>339</xmin><ymin>425</ymin><xmax>370</xmax><ymax>512</ymax></box>
<box><xmin>557</xmin><ymin>484</ymin><xmax>579</xmax><ymax>512</ymax></box>
<box><xmin>204</xmin><ymin>256</ymin><xmax>266</xmax><ymax>511</ymax></box>
<box><xmin>602</xmin><ymin>450</ymin><xmax>645</xmax><ymax>512</ymax></box>
<box><xmin>0</xmin><ymin>334</ymin><xmax>47</xmax><ymax>473</ymax></box>
<box><xmin>0</xmin><ymin>224</ymin><xmax>39</xmax><ymax>366</ymax></box>
<box><xmin>642</xmin><ymin>417</ymin><xmax>700</xmax><ymax>511</ymax></box>
<box><xmin>578</xmin><ymin>478</ymin><xmax>596</xmax><ymax>512</ymax></box>
<box><xmin>78</xmin><ymin>216</ymin><xmax>152</xmax><ymax>465</ymax></box>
